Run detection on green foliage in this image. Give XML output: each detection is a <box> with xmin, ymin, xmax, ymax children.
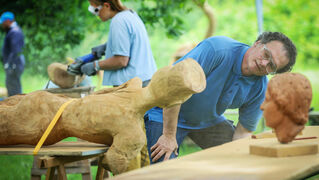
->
<box><xmin>263</xmin><ymin>0</ymin><xmax>319</xmax><ymax>66</ymax></box>
<box><xmin>131</xmin><ymin>0</ymin><xmax>191</xmax><ymax>38</ymax></box>
<box><xmin>1</xmin><ymin>0</ymin><xmax>318</xmax><ymax>75</ymax></box>
<box><xmin>0</xmin><ymin>0</ymin><xmax>200</xmax><ymax>75</ymax></box>
<box><xmin>0</xmin><ymin>155</ymin><xmax>33</xmax><ymax>180</ymax></box>
<box><xmin>0</xmin><ymin>0</ymin><xmax>90</xmax><ymax>76</ymax></box>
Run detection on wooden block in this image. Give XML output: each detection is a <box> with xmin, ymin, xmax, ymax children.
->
<box><xmin>250</xmin><ymin>141</ymin><xmax>318</xmax><ymax>157</ymax></box>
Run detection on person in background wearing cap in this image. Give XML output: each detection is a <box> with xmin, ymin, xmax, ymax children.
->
<box><xmin>81</xmin><ymin>0</ymin><xmax>157</xmax><ymax>169</ymax></box>
<box><xmin>0</xmin><ymin>11</ymin><xmax>25</xmax><ymax>96</ymax></box>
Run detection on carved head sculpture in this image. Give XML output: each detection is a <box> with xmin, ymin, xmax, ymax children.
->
<box><xmin>260</xmin><ymin>72</ymin><xmax>312</xmax><ymax>143</ymax></box>
<box><xmin>47</xmin><ymin>62</ymin><xmax>85</xmax><ymax>88</ymax></box>
<box><xmin>147</xmin><ymin>58</ymin><xmax>206</xmax><ymax>108</ymax></box>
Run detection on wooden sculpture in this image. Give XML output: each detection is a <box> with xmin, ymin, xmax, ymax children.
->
<box><xmin>47</xmin><ymin>62</ymin><xmax>85</xmax><ymax>88</ymax></box>
<box><xmin>171</xmin><ymin>0</ymin><xmax>216</xmax><ymax>63</ymax></box>
<box><xmin>260</xmin><ymin>72</ymin><xmax>312</xmax><ymax>143</ymax></box>
<box><xmin>0</xmin><ymin>58</ymin><xmax>206</xmax><ymax>174</ymax></box>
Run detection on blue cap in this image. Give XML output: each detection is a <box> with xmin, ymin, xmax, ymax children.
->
<box><xmin>0</xmin><ymin>12</ymin><xmax>15</xmax><ymax>24</ymax></box>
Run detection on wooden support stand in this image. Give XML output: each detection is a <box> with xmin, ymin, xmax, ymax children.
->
<box><xmin>31</xmin><ymin>155</ymin><xmax>110</xmax><ymax>180</ymax></box>
<box><xmin>31</xmin><ymin>87</ymin><xmax>100</xmax><ymax>179</ymax></box>
<box><xmin>0</xmin><ymin>141</ymin><xmax>109</xmax><ymax>180</ymax></box>
<box><xmin>250</xmin><ymin>140</ymin><xmax>318</xmax><ymax>157</ymax></box>
<box><xmin>31</xmin><ymin>156</ymin><xmax>92</xmax><ymax>180</ymax></box>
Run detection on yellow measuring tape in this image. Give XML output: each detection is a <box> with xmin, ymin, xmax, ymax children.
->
<box><xmin>33</xmin><ymin>99</ymin><xmax>75</xmax><ymax>155</ymax></box>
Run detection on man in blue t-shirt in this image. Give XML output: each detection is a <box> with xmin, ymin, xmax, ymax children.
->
<box><xmin>1</xmin><ymin>12</ymin><xmax>25</xmax><ymax>96</ymax></box>
<box><xmin>145</xmin><ymin>32</ymin><xmax>297</xmax><ymax>163</ymax></box>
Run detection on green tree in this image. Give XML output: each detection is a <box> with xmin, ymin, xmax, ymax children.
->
<box><xmin>0</xmin><ymin>0</ymin><xmax>199</xmax><ymax>75</ymax></box>
<box><xmin>1</xmin><ymin>0</ymin><xmax>318</xmax><ymax>76</ymax></box>
<box><xmin>0</xmin><ymin>0</ymin><xmax>91</xmax><ymax>75</ymax></box>
<box><xmin>263</xmin><ymin>0</ymin><xmax>319</xmax><ymax>66</ymax></box>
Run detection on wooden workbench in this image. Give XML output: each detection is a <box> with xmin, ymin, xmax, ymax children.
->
<box><xmin>0</xmin><ymin>141</ymin><xmax>108</xmax><ymax>180</ymax></box>
<box><xmin>112</xmin><ymin>126</ymin><xmax>319</xmax><ymax>180</ymax></box>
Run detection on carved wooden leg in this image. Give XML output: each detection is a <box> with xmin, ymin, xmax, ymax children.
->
<box><xmin>102</xmin><ymin>130</ymin><xmax>145</xmax><ymax>175</ymax></box>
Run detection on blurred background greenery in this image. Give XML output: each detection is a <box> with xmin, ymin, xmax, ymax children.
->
<box><xmin>0</xmin><ymin>0</ymin><xmax>318</xmax><ymax>179</ymax></box>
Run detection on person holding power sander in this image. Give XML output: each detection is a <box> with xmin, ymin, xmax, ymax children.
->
<box><xmin>68</xmin><ymin>0</ymin><xmax>156</xmax><ymax>89</ymax></box>
<box><xmin>67</xmin><ymin>0</ymin><xmax>157</xmax><ymax>169</ymax></box>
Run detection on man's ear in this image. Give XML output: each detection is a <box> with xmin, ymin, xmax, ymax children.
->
<box><xmin>253</xmin><ymin>40</ymin><xmax>261</xmax><ymax>47</ymax></box>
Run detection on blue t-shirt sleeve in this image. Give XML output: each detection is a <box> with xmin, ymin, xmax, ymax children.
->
<box><xmin>238</xmin><ymin>78</ymin><xmax>268</xmax><ymax>131</ymax></box>
<box><xmin>174</xmin><ymin>40</ymin><xmax>222</xmax><ymax>76</ymax></box>
<box><xmin>109</xmin><ymin>17</ymin><xmax>131</xmax><ymax>57</ymax></box>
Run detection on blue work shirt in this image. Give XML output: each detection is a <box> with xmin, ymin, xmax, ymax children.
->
<box><xmin>103</xmin><ymin>10</ymin><xmax>157</xmax><ymax>86</ymax></box>
<box><xmin>146</xmin><ymin>36</ymin><xmax>267</xmax><ymax>131</ymax></box>
<box><xmin>2</xmin><ymin>22</ymin><xmax>25</xmax><ymax>70</ymax></box>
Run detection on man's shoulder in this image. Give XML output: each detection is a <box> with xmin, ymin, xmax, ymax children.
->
<box><xmin>205</xmin><ymin>36</ymin><xmax>239</xmax><ymax>44</ymax></box>
<box><xmin>203</xmin><ymin>36</ymin><xmax>247</xmax><ymax>52</ymax></box>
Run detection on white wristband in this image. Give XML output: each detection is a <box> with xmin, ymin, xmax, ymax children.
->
<box><xmin>94</xmin><ymin>61</ymin><xmax>100</xmax><ymax>71</ymax></box>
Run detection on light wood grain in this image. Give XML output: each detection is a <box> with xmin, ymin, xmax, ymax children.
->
<box><xmin>250</xmin><ymin>140</ymin><xmax>318</xmax><ymax>157</ymax></box>
<box><xmin>111</xmin><ymin>126</ymin><xmax>319</xmax><ymax>180</ymax></box>
<box><xmin>0</xmin><ymin>141</ymin><xmax>107</xmax><ymax>156</ymax></box>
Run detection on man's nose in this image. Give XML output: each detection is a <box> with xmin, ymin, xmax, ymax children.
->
<box><xmin>260</xmin><ymin>59</ymin><xmax>269</xmax><ymax>67</ymax></box>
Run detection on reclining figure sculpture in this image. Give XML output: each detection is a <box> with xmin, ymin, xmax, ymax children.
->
<box><xmin>0</xmin><ymin>58</ymin><xmax>206</xmax><ymax>174</ymax></box>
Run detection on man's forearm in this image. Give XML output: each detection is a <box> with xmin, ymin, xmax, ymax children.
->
<box><xmin>99</xmin><ymin>55</ymin><xmax>129</xmax><ymax>70</ymax></box>
<box><xmin>163</xmin><ymin>104</ymin><xmax>181</xmax><ymax>137</ymax></box>
<box><xmin>232</xmin><ymin>122</ymin><xmax>252</xmax><ymax>140</ymax></box>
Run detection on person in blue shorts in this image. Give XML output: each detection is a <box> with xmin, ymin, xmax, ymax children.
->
<box><xmin>145</xmin><ymin>32</ymin><xmax>297</xmax><ymax>163</ymax></box>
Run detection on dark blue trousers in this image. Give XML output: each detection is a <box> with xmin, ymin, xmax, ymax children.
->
<box><xmin>144</xmin><ymin>116</ymin><xmax>235</xmax><ymax>164</ymax></box>
<box><xmin>5</xmin><ymin>67</ymin><xmax>24</xmax><ymax>96</ymax></box>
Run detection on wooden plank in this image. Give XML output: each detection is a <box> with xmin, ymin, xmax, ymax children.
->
<box><xmin>0</xmin><ymin>141</ymin><xmax>108</xmax><ymax>156</ymax></box>
<box><xmin>31</xmin><ymin>166</ymin><xmax>91</xmax><ymax>175</ymax></box>
<box><xmin>250</xmin><ymin>140</ymin><xmax>318</xmax><ymax>157</ymax></box>
<box><xmin>38</xmin><ymin>154</ymin><xmax>100</xmax><ymax>168</ymax></box>
<box><xmin>111</xmin><ymin>126</ymin><xmax>319</xmax><ymax>180</ymax></box>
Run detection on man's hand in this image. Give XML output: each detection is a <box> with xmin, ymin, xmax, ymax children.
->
<box><xmin>80</xmin><ymin>61</ymin><xmax>97</xmax><ymax>76</ymax></box>
<box><xmin>150</xmin><ymin>134</ymin><xmax>178</xmax><ymax>162</ymax></box>
<box><xmin>232</xmin><ymin>122</ymin><xmax>252</xmax><ymax>141</ymax></box>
